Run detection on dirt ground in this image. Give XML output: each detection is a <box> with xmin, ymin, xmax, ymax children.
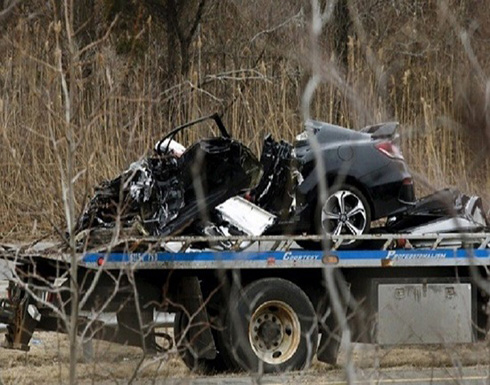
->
<box><xmin>0</xmin><ymin>331</ymin><xmax>489</xmax><ymax>385</ymax></box>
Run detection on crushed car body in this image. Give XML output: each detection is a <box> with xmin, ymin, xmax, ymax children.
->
<box><xmin>76</xmin><ymin>113</ymin><xmax>488</xmax><ymax>249</ymax></box>
<box><xmin>384</xmin><ymin>188</ymin><xmax>488</xmax><ymax>246</ymax></box>
<box><xmin>76</xmin><ymin>114</ymin><xmax>263</xmax><ymax>239</ymax></box>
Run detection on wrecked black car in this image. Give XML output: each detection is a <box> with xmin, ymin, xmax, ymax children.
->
<box><xmin>77</xmin><ymin>113</ymin><xmax>487</xmax><ymax>248</ymax></box>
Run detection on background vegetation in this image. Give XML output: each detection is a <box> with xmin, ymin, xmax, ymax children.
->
<box><xmin>1</xmin><ymin>0</ymin><xmax>489</xmax><ymax>239</ymax></box>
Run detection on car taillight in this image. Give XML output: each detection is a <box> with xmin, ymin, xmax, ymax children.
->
<box><xmin>375</xmin><ymin>141</ymin><xmax>404</xmax><ymax>160</ymax></box>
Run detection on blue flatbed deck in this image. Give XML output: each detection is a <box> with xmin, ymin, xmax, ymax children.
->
<box><xmin>75</xmin><ymin>233</ymin><xmax>490</xmax><ymax>270</ymax></box>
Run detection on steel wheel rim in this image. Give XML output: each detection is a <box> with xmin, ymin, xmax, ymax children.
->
<box><xmin>248</xmin><ymin>300</ymin><xmax>301</xmax><ymax>365</ymax></box>
<box><xmin>321</xmin><ymin>190</ymin><xmax>367</xmax><ymax>242</ymax></box>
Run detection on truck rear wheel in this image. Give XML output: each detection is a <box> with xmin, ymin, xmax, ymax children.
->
<box><xmin>227</xmin><ymin>278</ymin><xmax>318</xmax><ymax>373</ymax></box>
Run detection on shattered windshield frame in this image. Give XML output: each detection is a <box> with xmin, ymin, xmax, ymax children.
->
<box><xmin>155</xmin><ymin>113</ymin><xmax>231</xmax><ymax>156</ymax></box>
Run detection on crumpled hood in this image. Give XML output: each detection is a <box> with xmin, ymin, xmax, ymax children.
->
<box><xmin>76</xmin><ymin>137</ymin><xmax>262</xmax><ymax>237</ymax></box>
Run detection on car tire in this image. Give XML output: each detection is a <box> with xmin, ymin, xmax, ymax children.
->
<box><xmin>299</xmin><ymin>185</ymin><xmax>372</xmax><ymax>249</ymax></box>
<box><xmin>227</xmin><ymin>278</ymin><xmax>318</xmax><ymax>373</ymax></box>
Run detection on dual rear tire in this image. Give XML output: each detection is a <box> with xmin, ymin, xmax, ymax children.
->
<box><xmin>228</xmin><ymin>278</ymin><xmax>318</xmax><ymax>373</ymax></box>
<box><xmin>174</xmin><ymin>278</ymin><xmax>318</xmax><ymax>374</ymax></box>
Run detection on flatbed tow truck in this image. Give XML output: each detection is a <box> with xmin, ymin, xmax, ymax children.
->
<box><xmin>0</xmin><ymin>232</ymin><xmax>489</xmax><ymax>373</ymax></box>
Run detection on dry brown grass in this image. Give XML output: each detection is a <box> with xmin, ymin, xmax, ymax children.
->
<box><xmin>1</xmin><ymin>331</ymin><xmax>488</xmax><ymax>384</ymax></box>
<box><xmin>0</xmin><ymin>331</ymin><xmax>187</xmax><ymax>384</ymax></box>
<box><xmin>336</xmin><ymin>342</ymin><xmax>490</xmax><ymax>369</ymax></box>
<box><xmin>0</xmin><ymin>4</ymin><xmax>489</xmax><ymax>384</ymax></box>
<box><xmin>0</xmin><ymin>2</ymin><xmax>489</xmax><ymax>240</ymax></box>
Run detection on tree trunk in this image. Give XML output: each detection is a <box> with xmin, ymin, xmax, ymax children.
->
<box><xmin>332</xmin><ymin>0</ymin><xmax>351</xmax><ymax>70</ymax></box>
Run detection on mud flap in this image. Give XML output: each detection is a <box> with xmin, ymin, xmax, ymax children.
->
<box><xmin>113</xmin><ymin>279</ymin><xmax>163</xmax><ymax>354</ymax></box>
<box><xmin>316</xmin><ymin>311</ymin><xmax>342</xmax><ymax>365</ymax></box>
<box><xmin>316</xmin><ymin>277</ymin><xmax>351</xmax><ymax>365</ymax></box>
<box><xmin>176</xmin><ymin>276</ymin><xmax>217</xmax><ymax>360</ymax></box>
<box><xmin>116</xmin><ymin>305</ymin><xmax>157</xmax><ymax>353</ymax></box>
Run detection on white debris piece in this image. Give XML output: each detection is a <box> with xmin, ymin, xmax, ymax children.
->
<box><xmin>216</xmin><ymin>196</ymin><xmax>276</xmax><ymax>236</ymax></box>
<box><xmin>155</xmin><ymin>138</ymin><xmax>186</xmax><ymax>157</ymax></box>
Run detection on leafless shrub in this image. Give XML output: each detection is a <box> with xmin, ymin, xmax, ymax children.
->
<box><xmin>0</xmin><ymin>0</ymin><xmax>489</xmax><ymax>384</ymax></box>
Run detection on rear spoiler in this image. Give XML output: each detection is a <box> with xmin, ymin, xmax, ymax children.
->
<box><xmin>360</xmin><ymin>122</ymin><xmax>398</xmax><ymax>139</ymax></box>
